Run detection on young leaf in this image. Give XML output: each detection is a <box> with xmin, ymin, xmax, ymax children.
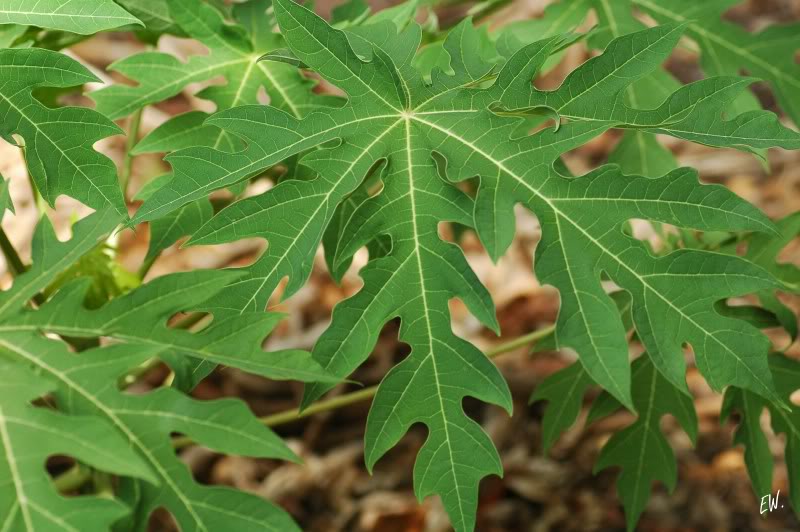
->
<box><xmin>0</xmin><ymin>0</ymin><xmax>141</xmax><ymax>34</ymax></box>
<box><xmin>0</xmin><ymin>49</ymin><xmax>126</xmax><ymax>215</ymax></box>
<box><xmin>594</xmin><ymin>356</ymin><xmax>698</xmax><ymax>531</ymax></box>
<box><xmin>0</xmin><ymin>208</ymin><xmax>120</xmax><ymax>319</ymax></box>
<box><xmin>0</xmin><ymin>364</ymin><xmax>153</xmax><ymax>532</ymax></box>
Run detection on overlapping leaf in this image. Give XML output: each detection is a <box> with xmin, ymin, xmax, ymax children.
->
<box><xmin>0</xmin><ymin>338</ymin><xmax>302</xmax><ymax>531</ymax></box>
<box><xmin>124</xmin><ymin>3</ymin><xmax>795</xmax><ymax>529</ymax></box>
<box><xmin>723</xmin><ymin>354</ymin><xmax>800</xmax><ymax>517</ymax></box>
<box><xmin>0</xmin><ymin>209</ymin><xmax>333</xmax><ymax>529</ymax></box>
<box><xmin>114</xmin><ymin>0</ymin><xmax>181</xmax><ymax>35</ymax></box>
<box><xmin>514</xmin><ymin>0</ymin><xmax>800</xmax><ymax>174</ymax></box>
<box><xmin>744</xmin><ymin>212</ymin><xmax>800</xmax><ymax>341</ymax></box>
<box><xmin>0</xmin><ymin>0</ymin><xmax>141</xmax><ymax>34</ymax></box>
<box><xmin>0</xmin><ymin>364</ymin><xmax>153</xmax><ymax>532</ymax></box>
<box><xmin>593</xmin><ymin>356</ymin><xmax>698</xmax><ymax>531</ymax></box>
<box><xmin>0</xmin><ymin>48</ymin><xmax>126</xmax><ymax>214</ymax></box>
<box><xmin>633</xmin><ymin>0</ymin><xmax>800</xmax><ymax>126</ymax></box>
<box><xmin>92</xmin><ymin>0</ymin><xmax>322</xmax><ymax>122</ymax></box>
<box><xmin>0</xmin><ymin>213</ymin><xmax>334</xmax><ymax>384</ymax></box>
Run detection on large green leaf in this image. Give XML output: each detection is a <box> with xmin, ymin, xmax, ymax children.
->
<box><xmin>126</xmin><ymin>5</ymin><xmax>793</xmax><ymax>529</ymax></box>
<box><xmin>2</xmin><ymin>270</ymin><xmax>336</xmax><ymax>383</ymax></box>
<box><xmin>0</xmin><ymin>211</ymin><xmax>334</xmax><ymax>384</ymax></box>
<box><xmin>0</xmin><ymin>0</ymin><xmax>141</xmax><ymax>34</ymax></box>
<box><xmin>0</xmin><ymin>48</ymin><xmax>126</xmax><ymax>215</ymax></box>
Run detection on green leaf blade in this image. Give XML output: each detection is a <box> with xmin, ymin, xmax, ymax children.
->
<box><xmin>0</xmin><ymin>48</ymin><xmax>127</xmax><ymax>215</ymax></box>
<box><xmin>0</xmin><ymin>0</ymin><xmax>142</xmax><ymax>34</ymax></box>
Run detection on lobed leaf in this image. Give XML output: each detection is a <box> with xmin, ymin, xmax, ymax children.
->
<box><xmin>594</xmin><ymin>356</ymin><xmax>698</xmax><ymax>531</ymax></box>
<box><xmin>129</xmin><ymin>6</ymin><xmax>792</xmax><ymax>529</ymax></box>
<box><xmin>0</xmin><ymin>209</ymin><xmax>328</xmax><ymax>529</ymax></box>
<box><xmin>633</xmin><ymin>0</ymin><xmax>800</xmax><ymax>126</ymax></box>
<box><xmin>0</xmin><ymin>48</ymin><xmax>126</xmax><ymax>215</ymax></box>
<box><xmin>724</xmin><ymin>354</ymin><xmax>800</xmax><ymax>517</ymax></box>
<box><xmin>92</xmin><ymin>0</ymin><xmax>324</xmax><ymax>122</ymax></box>
<box><xmin>0</xmin><ymin>364</ymin><xmax>153</xmax><ymax>532</ymax></box>
<box><xmin>0</xmin><ymin>339</ymin><xmax>301</xmax><ymax>531</ymax></box>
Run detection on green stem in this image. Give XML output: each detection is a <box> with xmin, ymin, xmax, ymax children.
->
<box><xmin>0</xmin><ymin>226</ymin><xmax>25</xmax><ymax>276</ymax></box>
<box><xmin>54</xmin><ymin>464</ymin><xmax>91</xmax><ymax>493</ymax></box>
<box><xmin>172</xmin><ymin>324</ymin><xmax>556</xmax><ymax>450</ymax></box>
<box><xmin>92</xmin><ymin>471</ymin><xmax>114</xmax><ymax>498</ymax></box>
<box><xmin>120</xmin><ymin>108</ymin><xmax>143</xmax><ymax>200</ymax></box>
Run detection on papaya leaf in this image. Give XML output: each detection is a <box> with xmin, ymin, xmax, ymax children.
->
<box><xmin>744</xmin><ymin>212</ymin><xmax>800</xmax><ymax>342</ymax></box>
<box><xmin>0</xmin><ymin>210</ymin><xmax>332</xmax><ymax>530</ymax></box>
<box><xmin>126</xmin><ymin>5</ymin><xmax>792</xmax><ymax>529</ymax></box>
<box><xmin>92</xmin><ymin>0</ymin><xmax>325</xmax><ymax>123</ymax></box>
<box><xmin>0</xmin><ymin>48</ymin><xmax>126</xmax><ymax>215</ymax></box>
<box><xmin>0</xmin><ymin>0</ymin><xmax>141</xmax><ymax>34</ymax></box>
<box><xmin>0</xmin><ymin>339</ymin><xmax>302</xmax><ymax>531</ymax></box>
<box><xmin>633</xmin><ymin>0</ymin><xmax>800</xmax><ymax>126</ymax></box>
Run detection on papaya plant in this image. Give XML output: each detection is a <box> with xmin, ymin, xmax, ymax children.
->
<box><xmin>0</xmin><ymin>0</ymin><xmax>798</xmax><ymax>530</ymax></box>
